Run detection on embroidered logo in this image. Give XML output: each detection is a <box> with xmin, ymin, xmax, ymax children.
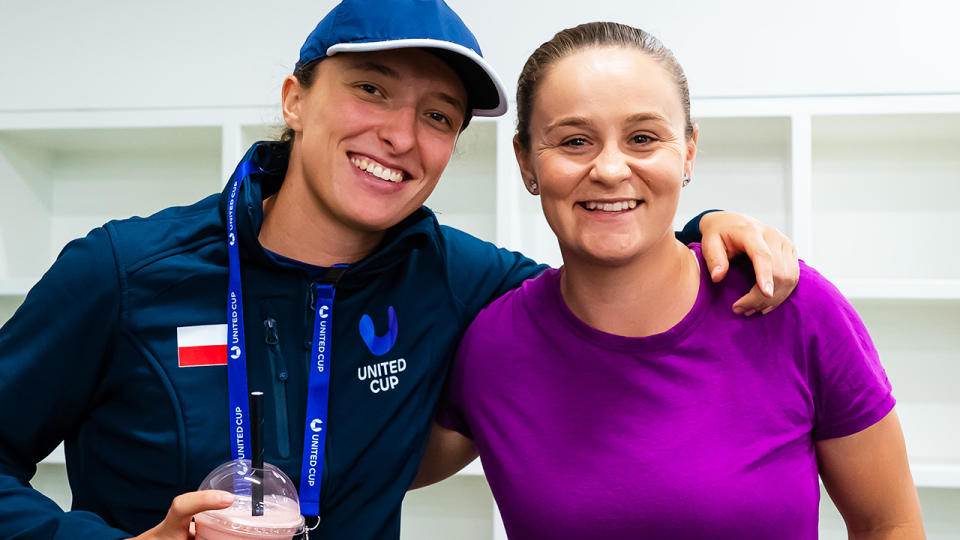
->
<box><xmin>358</xmin><ymin>306</ymin><xmax>398</xmax><ymax>356</ymax></box>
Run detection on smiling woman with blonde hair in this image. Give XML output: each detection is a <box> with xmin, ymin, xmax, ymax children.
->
<box><xmin>416</xmin><ymin>21</ymin><xmax>925</xmax><ymax>539</ymax></box>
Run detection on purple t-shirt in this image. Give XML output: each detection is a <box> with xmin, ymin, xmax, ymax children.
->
<box><xmin>438</xmin><ymin>244</ymin><xmax>894</xmax><ymax>539</ymax></box>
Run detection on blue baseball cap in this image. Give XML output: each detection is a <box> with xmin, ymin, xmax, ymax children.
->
<box><xmin>297</xmin><ymin>0</ymin><xmax>507</xmax><ymax>117</ymax></box>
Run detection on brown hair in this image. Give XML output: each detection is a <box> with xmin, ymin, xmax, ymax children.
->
<box><xmin>515</xmin><ymin>22</ymin><xmax>693</xmax><ymax>148</ymax></box>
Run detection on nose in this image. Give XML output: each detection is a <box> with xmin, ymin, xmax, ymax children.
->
<box><xmin>379</xmin><ymin>106</ymin><xmax>417</xmax><ymax>155</ymax></box>
<box><xmin>589</xmin><ymin>144</ymin><xmax>631</xmax><ymax>185</ymax></box>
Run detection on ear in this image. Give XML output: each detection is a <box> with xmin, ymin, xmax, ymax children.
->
<box><xmin>281</xmin><ymin>75</ymin><xmax>305</xmax><ymax>135</ymax></box>
<box><xmin>683</xmin><ymin>123</ymin><xmax>699</xmax><ymax>179</ymax></box>
<box><xmin>513</xmin><ymin>135</ymin><xmax>537</xmax><ymax>193</ymax></box>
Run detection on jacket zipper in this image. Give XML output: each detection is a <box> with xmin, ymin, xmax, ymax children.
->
<box><xmin>263</xmin><ymin>317</ymin><xmax>291</xmax><ymax>459</ymax></box>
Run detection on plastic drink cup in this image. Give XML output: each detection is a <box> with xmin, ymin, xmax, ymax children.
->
<box><xmin>194</xmin><ymin>493</ymin><xmax>303</xmax><ymax>540</ymax></box>
<box><xmin>195</xmin><ymin>459</ymin><xmax>305</xmax><ymax>540</ymax></box>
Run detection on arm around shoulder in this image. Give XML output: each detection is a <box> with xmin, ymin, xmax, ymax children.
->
<box><xmin>410</xmin><ymin>423</ymin><xmax>478</xmax><ymax>490</ymax></box>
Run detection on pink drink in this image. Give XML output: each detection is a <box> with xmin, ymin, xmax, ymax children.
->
<box><xmin>194</xmin><ymin>494</ymin><xmax>304</xmax><ymax>540</ymax></box>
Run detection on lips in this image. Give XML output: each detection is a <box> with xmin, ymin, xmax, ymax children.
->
<box><xmin>349</xmin><ymin>154</ymin><xmax>408</xmax><ymax>183</ymax></box>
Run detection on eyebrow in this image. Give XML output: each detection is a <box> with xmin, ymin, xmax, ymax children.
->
<box><xmin>347</xmin><ymin>61</ymin><xmax>402</xmax><ymax>80</ymax></box>
<box><xmin>433</xmin><ymin>91</ymin><xmax>466</xmax><ymax>113</ymax></box>
<box><xmin>544</xmin><ymin>112</ymin><xmax>671</xmax><ymax>133</ymax></box>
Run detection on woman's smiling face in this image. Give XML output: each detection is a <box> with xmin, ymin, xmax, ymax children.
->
<box><xmin>285</xmin><ymin>48</ymin><xmax>468</xmax><ymax>234</ymax></box>
<box><xmin>516</xmin><ymin>45</ymin><xmax>698</xmax><ymax>266</ymax></box>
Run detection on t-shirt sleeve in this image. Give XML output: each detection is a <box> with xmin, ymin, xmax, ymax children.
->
<box><xmin>439</xmin><ymin>226</ymin><xmax>546</xmax><ymax>321</ymax></box>
<box><xmin>798</xmin><ymin>264</ymin><xmax>896</xmax><ymax>441</ymax></box>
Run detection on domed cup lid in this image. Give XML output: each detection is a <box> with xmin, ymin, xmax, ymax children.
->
<box><xmin>195</xmin><ymin>459</ymin><xmax>305</xmax><ymax>536</ymax></box>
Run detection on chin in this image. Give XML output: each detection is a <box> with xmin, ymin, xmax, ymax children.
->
<box><xmin>566</xmin><ymin>242</ymin><xmax>645</xmax><ymax>268</ymax></box>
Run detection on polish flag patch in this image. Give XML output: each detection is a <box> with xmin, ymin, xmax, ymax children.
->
<box><xmin>177</xmin><ymin>324</ymin><xmax>228</xmax><ymax>367</ymax></box>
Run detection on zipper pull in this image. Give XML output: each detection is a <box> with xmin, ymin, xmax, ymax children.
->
<box><xmin>308</xmin><ymin>282</ymin><xmax>318</xmax><ymax>311</ymax></box>
<box><xmin>263</xmin><ymin>318</ymin><xmax>279</xmax><ymax>345</ymax></box>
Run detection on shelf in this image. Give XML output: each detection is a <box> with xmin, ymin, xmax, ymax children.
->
<box><xmin>835</xmin><ymin>279</ymin><xmax>960</xmax><ymax>300</ymax></box>
<box><xmin>810</xmin><ymin>113</ymin><xmax>960</xmax><ymax>281</ymax></box>
<box><xmin>0</xmin><ymin>126</ymin><xmax>223</xmax><ymax>280</ymax></box>
<box><xmin>680</xmin><ymin>116</ymin><xmax>792</xmax><ymax>236</ymax></box>
<box><xmin>911</xmin><ymin>459</ymin><xmax>960</xmax><ymax>488</ymax></box>
<box><xmin>425</xmin><ymin>121</ymin><xmax>497</xmax><ymax>243</ymax></box>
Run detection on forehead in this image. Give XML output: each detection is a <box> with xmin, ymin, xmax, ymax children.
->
<box><xmin>534</xmin><ymin>46</ymin><xmax>683</xmax><ymax>126</ymax></box>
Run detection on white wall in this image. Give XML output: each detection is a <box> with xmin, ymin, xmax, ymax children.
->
<box><xmin>2</xmin><ymin>0</ymin><xmax>959</xmax><ymax>112</ymax></box>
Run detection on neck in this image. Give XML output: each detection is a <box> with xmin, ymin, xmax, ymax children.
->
<box><xmin>258</xmin><ymin>160</ymin><xmax>383</xmax><ymax>267</ymax></box>
<box><xmin>560</xmin><ymin>238</ymin><xmax>701</xmax><ymax>338</ymax></box>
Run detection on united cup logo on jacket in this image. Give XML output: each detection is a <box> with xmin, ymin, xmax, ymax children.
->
<box><xmin>357</xmin><ymin>306</ymin><xmax>405</xmax><ymax>393</ymax></box>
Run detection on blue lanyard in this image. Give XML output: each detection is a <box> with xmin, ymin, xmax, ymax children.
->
<box><xmin>225</xmin><ymin>160</ymin><xmax>339</xmax><ymax>518</ymax></box>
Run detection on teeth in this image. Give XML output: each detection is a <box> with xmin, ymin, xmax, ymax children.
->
<box><xmin>584</xmin><ymin>200</ymin><xmax>638</xmax><ymax>212</ymax></box>
<box><xmin>351</xmin><ymin>157</ymin><xmax>404</xmax><ymax>183</ymax></box>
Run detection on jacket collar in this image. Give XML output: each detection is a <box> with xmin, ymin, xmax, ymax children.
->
<box><xmin>219</xmin><ymin>141</ymin><xmax>439</xmax><ymax>279</ymax></box>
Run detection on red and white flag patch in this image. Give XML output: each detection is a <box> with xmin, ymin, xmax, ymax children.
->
<box><xmin>177</xmin><ymin>324</ymin><xmax>228</xmax><ymax>367</ymax></box>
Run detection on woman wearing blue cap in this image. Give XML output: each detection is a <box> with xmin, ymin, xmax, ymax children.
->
<box><xmin>0</xmin><ymin>1</ymin><xmax>798</xmax><ymax>539</ymax></box>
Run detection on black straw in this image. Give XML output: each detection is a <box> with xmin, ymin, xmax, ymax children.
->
<box><xmin>250</xmin><ymin>391</ymin><xmax>264</xmax><ymax>516</ymax></box>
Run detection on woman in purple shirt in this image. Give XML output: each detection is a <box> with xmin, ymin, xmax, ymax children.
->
<box><xmin>414</xmin><ymin>22</ymin><xmax>924</xmax><ymax>539</ymax></box>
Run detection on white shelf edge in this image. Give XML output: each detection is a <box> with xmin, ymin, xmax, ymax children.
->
<box><xmin>0</xmin><ymin>106</ymin><xmax>279</xmax><ymax>131</ymax></box>
<box><xmin>790</xmin><ymin>113</ymin><xmax>813</xmax><ymax>258</ymax></box>
<box><xmin>693</xmin><ymin>93</ymin><xmax>960</xmax><ymax>118</ymax></box>
<box><xmin>0</xmin><ymin>278</ymin><xmax>35</xmax><ymax>296</ymax></box>
<box><xmin>834</xmin><ymin>279</ymin><xmax>960</xmax><ymax>300</ymax></box>
<box><xmin>911</xmin><ymin>461</ymin><xmax>960</xmax><ymax>489</ymax></box>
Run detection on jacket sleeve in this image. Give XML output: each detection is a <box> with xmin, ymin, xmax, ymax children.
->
<box><xmin>0</xmin><ymin>227</ymin><xmax>130</xmax><ymax>539</ymax></box>
<box><xmin>676</xmin><ymin>209</ymin><xmax>719</xmax><ymax>245</ymax></box>
<box><xmin>439</xmin><ymin>226</ymin><xmax>547</xmax><ymax>322</ymax></box>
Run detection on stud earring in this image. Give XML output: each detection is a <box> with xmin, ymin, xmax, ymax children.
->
<box><xmin>682</xmin><ymin>176</ymin><xmax>691</xmax><ymax>187</ymax></box>
<box><xmin>528</xmin><ymin>181</ymin><xmax>538</xmax><ymax>194</ymax></box>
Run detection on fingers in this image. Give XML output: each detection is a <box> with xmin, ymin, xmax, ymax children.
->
<box><xmin>700</xmin><ymin>232</ymin><xmax>730</xmax><ymax>282</ymax></box>
<box><xmin>136</xmin><ymin>490</ymin><xmax>234</xmax><ymax>540</ymax></box>
<box><xmin>771</xmin><ymin>236</ymin><xmax>799</xmax><ymax>311</ymax></box>
<box><xmin>732</xmin><ymin>282</ymin><xmax>793</xmax><ymax>316</ymax></box>
<box><xmin>732</xmin><ymin>284</ymin><xmax>766</xmax><ymax>316</ymax></box>
<box><xmin>168</xmin><ymin>490</ymin><xmax>234</xmax><ymax>525</ymax></box>
<box><xmin>742</xmin><ymin>234</ymin><xmax>775</xmax><ymax>297</ymax></box>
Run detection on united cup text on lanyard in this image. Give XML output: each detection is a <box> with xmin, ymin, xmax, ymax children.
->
<box><xmin>225</xmin><ymin>159</ymin><xmax>344</xmax><ymax>519</ymax></box>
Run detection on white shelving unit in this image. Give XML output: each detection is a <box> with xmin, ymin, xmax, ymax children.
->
<box><xmin>3</xmin><ymin>94</ymin><xmax>959</xmax><ymax>538</ymax></box>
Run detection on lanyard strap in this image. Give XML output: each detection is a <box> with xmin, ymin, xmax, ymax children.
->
<box><xmin>299</xmin><ymin>283</ymin><xmax>335</xmax><ymax>517</ymax></box>
<box><xmin>225</xmin><ymin>160</ymin><xmax>342</xmax><ymax>517</ymax></box>
<box><xmin>226</xmin><ymin>160</ymin><xmax>258</xmax><ymax>461</ymax></box>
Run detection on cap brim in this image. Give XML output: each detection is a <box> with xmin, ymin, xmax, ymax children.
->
<box><xmin>327</xmin><ymin>39</ymin><xmax>508</xmax><ymax>117</ymax></box>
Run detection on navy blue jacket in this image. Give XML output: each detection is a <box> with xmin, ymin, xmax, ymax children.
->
<box><xmin>0</xmin><ymin>141</ymin><xmax>705</xmax><ymax>539</ymax></box>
